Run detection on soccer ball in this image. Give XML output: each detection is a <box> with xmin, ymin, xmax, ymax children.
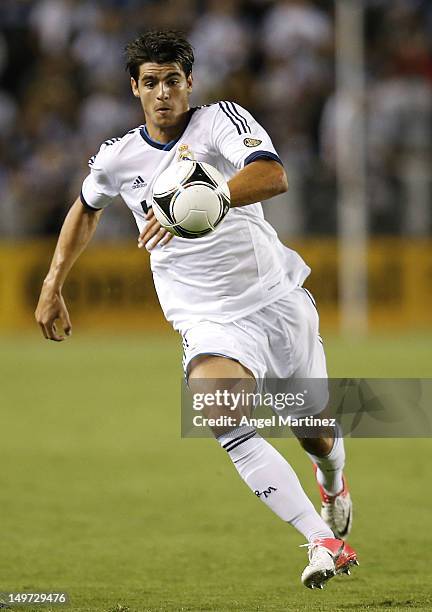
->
<box><xmin>151</xmin><ymin>161</ymin><xmax>230</xmax><ymax>238</ymax></box>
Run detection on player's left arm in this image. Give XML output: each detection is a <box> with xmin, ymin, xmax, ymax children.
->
<box><xmin>212</xmin><ymin>101</ymin><xmax>288</xmax><ymax>208</ymax></box>
<box><xmin>227</xmin><ymin>159</ymin><xmax>288</xmax><ymax>208</ymax></box>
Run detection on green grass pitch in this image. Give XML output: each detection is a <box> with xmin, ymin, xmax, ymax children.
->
<box><xmin>1</xmin><ymin>330</ymin><xmax>432</xmax><ymax>611</ymax></box>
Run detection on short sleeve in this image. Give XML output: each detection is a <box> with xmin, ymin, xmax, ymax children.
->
<box><xmin>80</xmin><ymin>142</ymin><xmax>119</xmax><ymax>211</ymax></box>
<box><xmin>211</xmin><ymin>101</ymin><xmax>283</xmax><ymax>169</ymax></box>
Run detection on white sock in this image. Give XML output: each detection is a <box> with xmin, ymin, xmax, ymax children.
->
<box><xmin>306</xmin><ymin>431</ymin><xmax>345</xmax><ymax>496</ymax></box>
<box><xmin>218</xmin><ymin>426</ymin><xmax>333</xmax><ymax>542</ymax></box>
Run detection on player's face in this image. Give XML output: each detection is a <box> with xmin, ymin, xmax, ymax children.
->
<box><xmin>131</xmin><ymin>62</ymin><xmax>193</xmax><ymax>131</ymax></box>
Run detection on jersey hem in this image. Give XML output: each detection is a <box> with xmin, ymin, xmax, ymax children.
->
<box><xmin>172</xmin><ymin>276</ymin><xmax>310</xmax><ymax>331</ymax></box>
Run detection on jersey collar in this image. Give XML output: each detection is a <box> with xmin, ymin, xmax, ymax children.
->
<box><xmin>140</xmin><ymin>108</ymin><xmax>196</xmax><ymax>151</ymax></box>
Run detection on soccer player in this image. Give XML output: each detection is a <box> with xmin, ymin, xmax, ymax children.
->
<box><xmin>35</xmin><ymin>30</ymin><xmax>357</xmax><ymax>589</ymax></box>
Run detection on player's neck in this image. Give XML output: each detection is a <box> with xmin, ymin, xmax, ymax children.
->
<box><xmin>146</xmin><ymin>110</ymin><xmax>191</xmax><ymax>144</ymax></box>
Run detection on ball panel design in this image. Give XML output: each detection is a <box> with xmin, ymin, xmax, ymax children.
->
<box><xmin>152</xmin><ymin>192</ymin><xmax>176</xmax><ymax>224</ymax></box>
<box><xmin>174</xmin><ymin>185</ymin><xmax>222</xmax><ymax>227</ymax></box>
<box><xmin>181</xmin><ymin>209</ymin><xmax>215</xmax><ymax>233</ymax></box>
<box><xmin>214</xmin><ymin>192</ymin><xmax>230</xmax><ymax>227</ymax></box>
<box><xmin>175</xmin><ymin>225</ymin><xmax>213</xmax><ymax>239</ymax></box>
<box><xmin>152</xmin><ymin>201</ymin><xmax>175</xmax><ymax>228</ymax></box>
<box><xmin>199</xmin><ymin>163</ymin><xmax>230</xmax><ymax>200</ymax></box>
<box><xmin>152</xmin><ymin>160</ymin><xmax>195</xmax><ymax>197</ymax></box>
<box><xmin>151</xmin><ymin>160</ymin><xmax>230</xmax><ymax>239</ymax></box>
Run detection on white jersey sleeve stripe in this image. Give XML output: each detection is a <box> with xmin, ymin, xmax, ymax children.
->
<box><xmin>228</xmin><ymin>101</ymin><xmax>252</xmax><ymax>134</ymax></box>
<box><xmin>212</xmin><ymin>101</ymin><xmax>282</xmax><ymax>169</ymax></box>
<box><xmin>225</xmin><ymin>101</ymin><xmax>248</xmax><ymax>133</ymax></box>
<box><xmin>219</xmin><ymin>101</ymin><xmax>243</xmax><ymax>135</ymax></box>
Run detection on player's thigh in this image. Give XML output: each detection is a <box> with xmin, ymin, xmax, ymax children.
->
<box><xmin>262</xmin><ymin>289</ymin><xmax>330</xmax><ymax>436</ymax></box>
<box><xmin>181</xmin><ymin>320</ymin><xmax>264</xmax><ymax>378</ymax></box>
<box><xmin>290</xmin><ymin>287</ymin><xmax>328</xmax><ymax>379</ymax></box>
<box><xmin>189</xmin><ymin>355</ymin><xmax>256</xmax><ymax>437</ymax></box>
<box><xmin>261</xmin><ymin>288</ymin><xmax>327</xmax><ymax>380</ymax></box>
<box><xmin>286</xmin><ymin>288</ymin><xmax>333</xmax><ymax>444</ymax></box>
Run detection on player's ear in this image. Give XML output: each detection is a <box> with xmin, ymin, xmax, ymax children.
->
<box><xmin>186</xmin><ymin>73</ymin><xmax>193</xmax><ymax>93</ymax></box>
<box><xmin>131</xmin><ymin>77</ymin><xmax>140</xmax><ymax>98</ymax></box>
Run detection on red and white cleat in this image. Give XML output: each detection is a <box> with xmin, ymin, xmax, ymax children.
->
<box><xmin>301</xmin><ymin>538</ymin><xmax>359</xmax><ymax>589</ymax></box>
<box><xmin>314</xmin><ymin>466</ymin><xmax>353</xmax><ymax>540</ymax></box>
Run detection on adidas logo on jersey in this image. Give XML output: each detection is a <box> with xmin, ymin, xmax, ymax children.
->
<box><xmin>132</xmin><ymin>176</ymin><xmax>147</xmax><ymax>189</ymax></box>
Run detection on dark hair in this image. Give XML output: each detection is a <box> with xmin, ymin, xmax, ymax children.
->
<box><xmin>125</xmin><ymin>30</ymin><xmax>194</xmax><ymax>82</ymax></box>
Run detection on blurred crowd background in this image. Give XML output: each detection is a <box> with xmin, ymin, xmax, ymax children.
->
<box><xmin>1</xmin><ymin>0</ymin><xmax>431</xmax><ymax>239</ymax></box>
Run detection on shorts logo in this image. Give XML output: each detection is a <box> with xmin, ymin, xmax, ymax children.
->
<box><xmin>244</xmin><ymin>138</ymin><xmax>262</xmax><ymax>147</ymax></box>
<box><xmin>177</xmin><ymin>144</ymin><xmax>195</xmax><ymax>161</ymax></box>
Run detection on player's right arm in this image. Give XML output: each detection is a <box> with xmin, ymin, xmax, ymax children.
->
<box><xmin>35</xmin><ymin>140</ymin><xmax>119</xmax><ymax>341</ymax></box>
<box><xmin>35</xmin><ymin>197</ymin><xmax>103</xmax><ymax>342</ymax></box>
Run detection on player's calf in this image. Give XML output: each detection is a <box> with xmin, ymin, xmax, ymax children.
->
<box><xmin>296</xmin><ymin>425</ymin><xmax>353</xmax><ymax>538</ymax></box>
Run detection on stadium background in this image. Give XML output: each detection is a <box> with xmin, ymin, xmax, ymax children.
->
<box><xmin>1</xmin><ymin>1</ymin><xmax>432</xmax><ymax>611</ymax></box>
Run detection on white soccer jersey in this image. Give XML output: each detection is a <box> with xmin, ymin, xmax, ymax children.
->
<box><xmin>81</xmin><ymin>101</ymin><xmax>310</xmax><ymax>330</ymax></box>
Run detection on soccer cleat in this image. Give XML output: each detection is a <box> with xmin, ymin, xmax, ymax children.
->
<box><xmin>314</xmin><ymin>466</ymin><xmax>353</xmax><ymax>539</ymax></box>
<box><xmin>301</xmin><ymin>538</ymin><xmax>358</xmax><ymax>589</ymax></box>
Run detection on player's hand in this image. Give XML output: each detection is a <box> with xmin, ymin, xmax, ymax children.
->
<box><xmin>35</xmin><ymin>283</ymin><xmax>72</xmax><ymax>342</ymax></box>
<box><xmin>137</xmin><ymin>208</ymin><xmax>174</xmax><ymax>250</ymax></box>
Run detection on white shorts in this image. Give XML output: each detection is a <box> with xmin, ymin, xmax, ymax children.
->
<box><xmin>180</xmin><ymin>287</ymin><xmax>328</xmax><ymax>417</ymax></box>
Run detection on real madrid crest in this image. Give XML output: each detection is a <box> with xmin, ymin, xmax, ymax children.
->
<box><xmin>177</xmin><ymin>144</ymin><xmax>195</xmax><ymax>161</ymax></box>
